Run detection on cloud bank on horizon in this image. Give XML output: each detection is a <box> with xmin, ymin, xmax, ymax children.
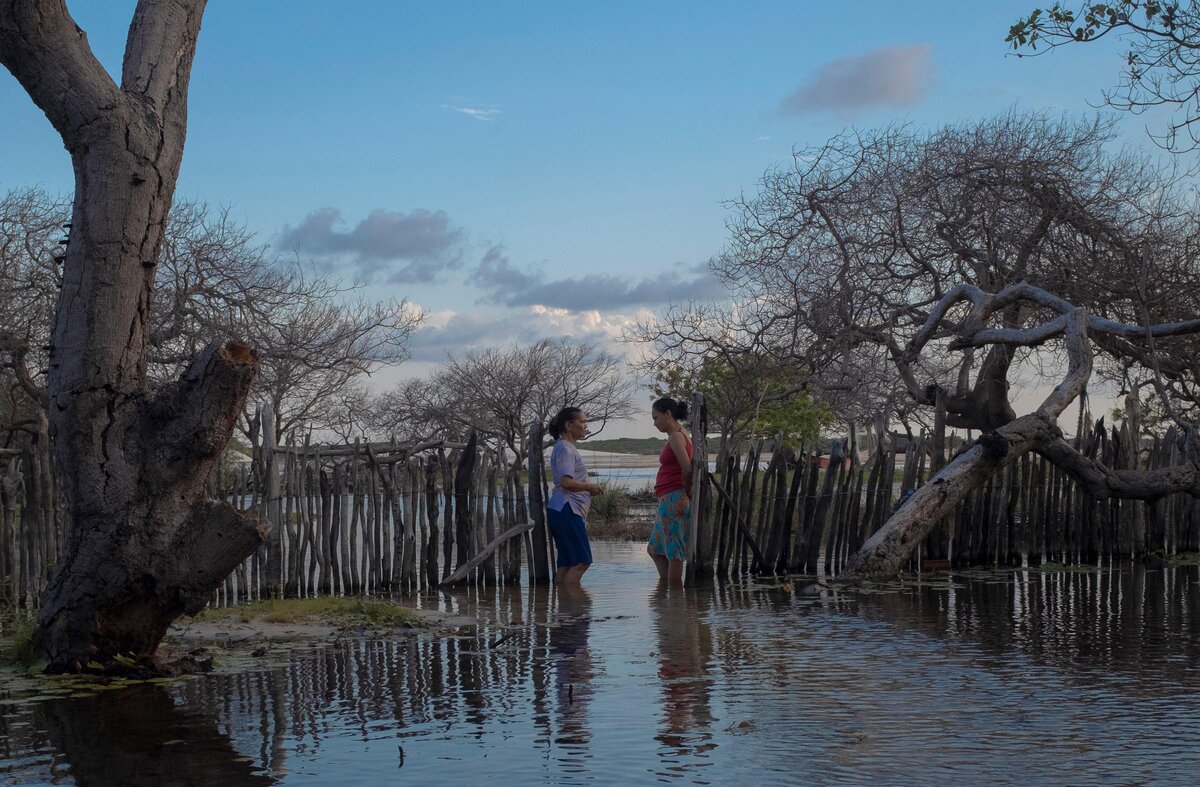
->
<box><xmin>275</xmin><ymin>210</ymin><xmax>725</xmax><ymax>361</ymax></box>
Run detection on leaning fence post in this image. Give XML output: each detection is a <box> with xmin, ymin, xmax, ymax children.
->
<box><xmin>527</xmin><ymin>420</ymin><xmax>551</xmax><ymax>585</ymax></box>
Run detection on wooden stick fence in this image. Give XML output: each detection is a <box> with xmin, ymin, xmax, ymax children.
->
<box><xmin>208</xmin><ymin>408</ymin><xmax>552</xmax><ymax>605</ymax></box>
<box><xmin>4</xmin><ymin>396</ymin><xmax>1199</xmax><ymax>607</ymax></box>
<box><xmin>685</xmin><ymin>393</ymin><xmax>1200</xmax><ymax>583</ymax></box>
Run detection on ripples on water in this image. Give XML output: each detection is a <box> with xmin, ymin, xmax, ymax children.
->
<box><xmin>4</xmin><ymin>544</ymin><xmax>1200</xmax><ymax>785</ymax></box>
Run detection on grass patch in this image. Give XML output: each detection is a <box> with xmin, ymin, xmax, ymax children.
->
<box><xmin>587</xmin><ymin>488</ymin><xmax>653</xmax><ymax>540</ymax></box>
<box><xmin>1</xmin><ymin>614</ymin><xmax>38</xmax><ymax>668</ymax></box>
<box><xmin>196</xmin><ymin>596</ymin><xmax>427</xmax><ymax>629</ymax></box>
<box><xmin>589</xmin><ymin>488</ymin><xmax>631</xmax><ymax>523</ymax></box>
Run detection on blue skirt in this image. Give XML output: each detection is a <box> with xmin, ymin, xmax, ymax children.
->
<box><xmin>547</xmin><ymin>502</ymin><xmax>593</xmax><ymax>568</ymax></box>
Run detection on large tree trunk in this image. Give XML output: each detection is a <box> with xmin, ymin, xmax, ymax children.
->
<box><xmin>0</xmin><ymin>1</ymin><xmax>268</xmax><ymax>672</ymax></box>
<box><xmin>841</xmin><ymin>413</ymin><xmax>1057</xmax><ymax>578</ymax></box>
<box><xmin>843</xmin><ymin>288</ymin><xmax>1200</xmax><ymax>581</ymax></box>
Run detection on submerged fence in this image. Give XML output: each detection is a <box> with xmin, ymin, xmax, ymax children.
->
<box><xmin>3</xmin><ymin>396</ymin><xmax>1200</xmax><ymax>606</ymax></box>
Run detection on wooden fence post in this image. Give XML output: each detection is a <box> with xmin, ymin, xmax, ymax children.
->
<box><xmin>685</xmin><ymin>391</ymin><xmax>709</xmax><ymax>586</ymax></box>
<box><xmin>453</xmin><ymin>431</ymin><xmax>477</xmax><ymax>571</ymax></box>
<box><xmin>261</xmin><ymin>402</ymin><xmax>282</xmax><ymax>596</ymax></box>
<box><xmin>527</xmin><ymin>420</ymin><xmax>551</xmax><ymax>585</ymax></box>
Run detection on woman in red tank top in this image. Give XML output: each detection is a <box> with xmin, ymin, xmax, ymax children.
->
<box><xmin>647</xmin><ymin>397</ymin><xmax>693</xmax><ymax>584</ymax></box>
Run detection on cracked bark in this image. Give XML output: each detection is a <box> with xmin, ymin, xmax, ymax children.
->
<box><xmin>1</xmin><ymin>1</ymin><xmax>268</xmax><ymax>672</ymax></box>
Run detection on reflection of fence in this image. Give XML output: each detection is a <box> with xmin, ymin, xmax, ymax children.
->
<box><xmin>686</xmin><ymin>392</ymin><xmax>1200</xmax><ymax>582</ymax></box>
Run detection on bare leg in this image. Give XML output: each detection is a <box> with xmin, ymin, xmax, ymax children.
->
<box><xmin>647</xmin><ymin>544</ymin><xmax>669</xmax><ymax>581</ymax></box>
<box><xmin>666</xmin><ymin>558</ymin><xmax>684</xmax><ymax>585</ymax></box>
<box><xmin>555</xmin><ymin>567</ymin><xmax>569</xmax><ymax>585</ymax></box>
<box><xmin>561</xmin><ymin>563</ymin><xmax>590</xmax><ymax>585</ymax></box>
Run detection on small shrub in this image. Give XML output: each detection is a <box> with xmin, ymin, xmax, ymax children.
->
<box><xmin>589</xmin><ymin>488</ymin><xmax>630</xmax><ymax>523</ymax></box>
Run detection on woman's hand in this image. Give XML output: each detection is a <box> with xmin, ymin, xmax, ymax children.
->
<box><xmin>589</xmin><ymin>483</ymin><xmax>604</xmax><ymax>496</ymax></box>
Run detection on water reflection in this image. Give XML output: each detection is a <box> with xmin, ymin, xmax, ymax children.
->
<box><xmin>550</xmin><ymin>585</ymin><xmax>594</xmax><ymax>749</ymax></box>
<box><xmin>37</xmin><ymin>684</ymin><xmax>273</xmax><ymax>785</ymax></box>
<box><xmin>649</xmin><ymin>584</ymin><xmax>715</xmax><ymax>767</ymax></box>
<box><xmin>845</xmin><ymin>564</ymin><xmax>1200</xmax><ymax>688</ymax></box>
<box><xmin>4</xmin><ymin>555</ymin><xmax>1200</xmax><ymax>784</ymax></box>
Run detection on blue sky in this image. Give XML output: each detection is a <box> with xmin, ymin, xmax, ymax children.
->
<box><xmin>0</xmin><ymin>1</ymin><xmax>1157</xmax><ymax>435</ymax></box>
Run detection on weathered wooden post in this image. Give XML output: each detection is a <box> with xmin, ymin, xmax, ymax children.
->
<box><xmin>453</xmin><ymin>431</ymin><xmax>477</xmax><ymax>571</ymax></box>
<box><xmin>527</xmin><ymin>420</ymin><xmax>551</xmax><ymax>585</ymax></box>
<box><xmin>424</xmin><ymin>460</ymin><xmax>440</xmax><ymax>587</ymax></box>
<box><xmin>685</xmin><ymin>391</ymin><xmax>709</xmax><ymax>586</ymax></box>
<box><xmin>262</xmin><ymin>403</ymin><xmax>282</xmax><ymax>596</ymax></box>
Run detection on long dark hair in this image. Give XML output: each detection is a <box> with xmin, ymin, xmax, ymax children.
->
<box><xmin>547</xmin><ymin>406</ymin><xmax>582</xmax><ymax>439</ymax></box>
<box><xmin>652</xmin><ymin>396</ymin><xmax>689</xmax><ymax>422</ymax></box>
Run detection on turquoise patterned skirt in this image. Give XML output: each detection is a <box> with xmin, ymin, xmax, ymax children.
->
<box><xmin>648</xmin><ymin>489</ymin><xmax>691</xmax><ymax>561</ymax></box>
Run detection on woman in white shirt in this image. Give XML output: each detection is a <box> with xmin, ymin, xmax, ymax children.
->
<box><xmin>546</xmin><ymin>406</ymin><xmax>604</xmax><ymax>585</ymax></box>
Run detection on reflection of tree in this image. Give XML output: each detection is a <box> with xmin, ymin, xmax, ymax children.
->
<box><xmin>37</xmin><ymin>684</ymin><xmax>273</xmax><ymax>786</ymax></box>
<box><xmin>551</xmin><ymin>584</ymin><xmax>594</xmax><ymax>747</ymax></box>
<box><xmin>649</xmin><ymin>585</ymin><xmax>715</xmax><ymax>758</ymax></box>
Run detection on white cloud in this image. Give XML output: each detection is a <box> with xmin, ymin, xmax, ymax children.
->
<box><xmin>442</xmin><ymin>104</ymin><xmax>501</xmax><ymax>121</ymax></box>
<box><xmin>406</xmin><ymin>304</ymin><xmax>654</xmax><ymax>362</ymax></box>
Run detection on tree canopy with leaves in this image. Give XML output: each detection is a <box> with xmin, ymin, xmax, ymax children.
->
<box><xmin>373</xmin><ymin>338</ymin><xmax>635</xmax><ymax>460</ymax></box>
<box><xmin>1009</xmin><ymin>2</ymin><xmax>1200</xmax><ymax>150</ymax></box>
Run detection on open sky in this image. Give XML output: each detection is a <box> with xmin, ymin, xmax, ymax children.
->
<box><xmin>0</xmin><ymin>1</ymin><xmax>1162</xmax><ymax>436</ymax></box>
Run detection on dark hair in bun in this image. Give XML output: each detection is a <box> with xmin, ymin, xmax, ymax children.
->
<box><xmin>547</xmin><ymin>406</ymin><xmax>583</xmax><ymax>439</ymax></box>
<box><xmin>652</xmin><ymin>396</ymin><xmax>689</xmax><ymax>422</ymax></box>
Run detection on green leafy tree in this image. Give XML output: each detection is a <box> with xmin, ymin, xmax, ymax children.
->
<box><xmin>653</xmin><ymin>353</ymin><xmax>832</xmax><ymax>446</ymax></box>
<box><xmin>1008</xmin><ymin>2</ymin><xmax>1200</xmax><ymax>149</ymax></box>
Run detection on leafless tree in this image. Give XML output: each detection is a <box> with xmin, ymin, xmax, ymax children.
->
<box><xmin>0</xmin><ymin>0</ymin><xmax>264</xmax><ymax>672</ymax></box>
<box><xmin>375</xmin><ymin>338</ymin><xmax>636</xmax><ymax>460</ymax></box>
<box><xmin>639</xmin><ymin>111</ymin><xmax>1200</xmax><ymax>577</ymax></box>
<box><xmin>243</xmin><ymin>294</ymin><xmax>421</xmax><ymax>444</ymax></box>
<box><xmin>843</xmin><ymin>281</ymin><xmax>1200</xmax><ymax>579</ymax></box>
<box><xmin>0</xmin><ymin>190</ymin><xmax>424</xmax><ymax>447</ymax></box>
<box><xmin>643</xmin><ymin>113</ymin><xmax>1200</xmax><ymax>427</ymax></box>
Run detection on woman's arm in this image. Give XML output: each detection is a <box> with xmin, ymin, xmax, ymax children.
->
<box><xmin>669</xmin><ymin>431</ymin><xmax>693</xmax><ymax>491</ymax></box>
<box><xmin>560</xmin><ymin>475</ymin><xmax>603</xmax><ymax>496</ymax></box>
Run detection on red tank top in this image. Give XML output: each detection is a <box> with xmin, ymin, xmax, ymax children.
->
<box><xmin>655</xmin><ymin>433</ymin><xmax>694</xmax><ymax>497</ymax></box>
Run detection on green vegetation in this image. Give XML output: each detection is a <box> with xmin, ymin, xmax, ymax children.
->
<box><xmin>2</xmin><ymin>614</ymin><xmax>38</xmax><ymax>667</ymax></box>
<box><xmin>589</xmin><ymin>488</ymin><xmax>631</xmax><ymax>523</ymax></box>
<box><xmin>654</xmin><ymin>354</ymin><xmax>833</xmax><ymax>445</ymax></box>
<box><xmin>196</xmin><ymin>596</ymin><xmax>427</xmax><ymax>628</ymax></box>
<box><xmin>580</xmin><ymin>437</ymin><xmax>666</xmax><ymax>455</ymax></box>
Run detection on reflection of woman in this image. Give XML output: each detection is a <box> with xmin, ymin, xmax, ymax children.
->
<box><xmin>551</xmin><ymin>584</ymin><xmax>594</xmax><ymax>746</ymax></box>
<box><xmin>546</xmin><ymin>407</ymin><xmax>603</xmax><ymax>585</ymax></box>
<box><xmin>649</xmin><ymin>585</ymin><xmax>713</xmax><ymax>754</ymax></box>
<box><xmin>648</xmin><ymin>397</ymin><xmax>694</xmax><ymax>584</ymax></box>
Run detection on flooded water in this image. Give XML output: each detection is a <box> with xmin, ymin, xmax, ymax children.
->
<box><xmin>4</xmin><ymin>544</ymin><xmax>1200</xmax><ymax>785</ymax></box>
